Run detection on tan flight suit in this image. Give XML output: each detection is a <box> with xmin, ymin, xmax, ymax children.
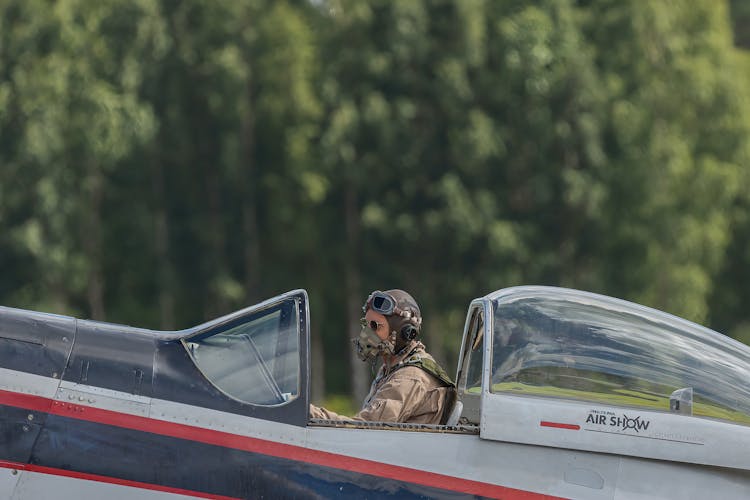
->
<box><xmin>309</xmin><ymin>341</ymin><xmax>456</xmax><ymax>424</ymax></box>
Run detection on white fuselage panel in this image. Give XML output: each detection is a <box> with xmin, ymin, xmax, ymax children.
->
<box><xmin>1</xmin><ymin>367</ymin><xmax>749</xmax><ymax>499</ymax></box>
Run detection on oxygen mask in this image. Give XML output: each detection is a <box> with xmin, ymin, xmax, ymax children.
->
<box><xmin>352</xmin><ymin>318</ymin><xmax>395</xmax><ymax>362</ymax></box>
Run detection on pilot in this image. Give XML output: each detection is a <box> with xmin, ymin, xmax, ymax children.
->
<box><xmin>309</xmin><ymin>289</ymin><xmax>456</xmax><ymax>424</ymax></box>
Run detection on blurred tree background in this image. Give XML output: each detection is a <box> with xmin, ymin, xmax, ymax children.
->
<box><xmin>1</xmin><ymin>0</ymin><xmax>750</xmax><ymax>408</ymax></box>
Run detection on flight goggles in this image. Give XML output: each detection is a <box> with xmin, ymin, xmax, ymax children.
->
<box><xmin>363</xmin><ymin>291</ymin><xmax>403</xmax><ymax>317</ymax></box>
<box><xmin>363</xmin><ymin>290</ymin><xmax>421</xmax><ymax>325</ymax></box>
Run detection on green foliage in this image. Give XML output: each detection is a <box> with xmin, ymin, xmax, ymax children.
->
<box><xmin>317</xmin><ymin>393</ymin><xmax>358</xmax><ymax>416</ymax></box>
<box><xmin>0</xmin><ymin>0</ymin><xmax>749</xmax><ymax>406</ymax></box>
<box><xmin>583</xmin><ymin>0</ymin><xmax>750</xmax><ymax>324</ymax></box>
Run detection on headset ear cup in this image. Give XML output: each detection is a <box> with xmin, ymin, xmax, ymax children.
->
<box><xmin>401</xmin><ymin>324</ymin><xmax>417</xmax><ymax>341</ymax></box>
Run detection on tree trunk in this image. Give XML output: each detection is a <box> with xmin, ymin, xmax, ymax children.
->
<box><xmin>152</xmin><ymin>153</ymin><xmax>175</xmax><ymax>329</ymax></box>
<box><xmin>310</xmin><ymin>320</ymin><xmax>325</xmax><ymax>403</ymax></box>
<box><xmin>206</xmin><ymin>159</ymin><xmax>227</xmax><ymax>317</ymax></box>
<box><xmin>410</xmin><ymin>264</ymin><xmax>445</xmax><ymax>365</ymax></box>
<box><xmin>345</xmin><ymin>185</ymin><xmax>369</xmax><ymax>403</ymax></box>
<box><xmin>241</xmin><ymin>76</ymin><xmax>261</xmax><ymax>304</ymax></box>
<box><xmin>85</xmin><ymin>164</ymin><xmax>106</xmax><ymax>320</ymax></box>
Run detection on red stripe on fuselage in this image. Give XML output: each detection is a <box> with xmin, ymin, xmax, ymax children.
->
<box><xmin>0</xmin><ymin>389</ymin><xmax>564</xmax><ymax>500</ymax></box>
<box><xmin>0</xmin><ymin>390</ymin><xmax>54</xmax><ymax>413</ymax></box>
<box><xmin>540</xmin><ymin>421</ymin><xmax>580</xmax><ymax>431</ymax></box>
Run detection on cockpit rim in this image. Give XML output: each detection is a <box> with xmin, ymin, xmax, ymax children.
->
<box><xmin>483</xmin><ymin>285</ymin><xmax>750</xmax><ymax>355</ymax></box>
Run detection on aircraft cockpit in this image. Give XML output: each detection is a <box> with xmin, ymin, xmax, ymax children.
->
<box><xmin>487</xmin><ymin>287</ymin><xmax>750</xmax><ymax>427</ymax></box>
<box><xmin>474</xmin><ymin>287</ymin><xmax>750</xmax><ymax>471</ymax></box>
<box><xmin>184</xmin><ymin>299</ymin><xmax>300</xmax><ymax>406</ymax></box>
<box><xmin>1</xmin><ymin>286</ymin><xmax>749</xmax><ymax>498</ymax></box>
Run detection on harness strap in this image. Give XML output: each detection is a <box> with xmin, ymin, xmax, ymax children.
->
<box><xmin>397</xmin><ymin>351</ymin><xmax>456</xmax><ymax>388</ymax></box>
<box><xmin>396</xmin><ymin>352</ymin><xmax>458</xmax><ymax>425</ymax></box>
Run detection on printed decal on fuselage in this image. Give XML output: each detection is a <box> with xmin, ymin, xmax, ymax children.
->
<box><xmin>583</xmin><ymin>409</ymin><xmax>705</xmax><ymax>445</ymax></box>
<box><xmin>584</xmin><ymin>409</ymin><xmax>650</xmax><ymax>433</ymax></box>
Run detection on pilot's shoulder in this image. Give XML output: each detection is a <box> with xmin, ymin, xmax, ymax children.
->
<box><xmin>377</xmin><ymin>366</ymin><xmax>431</xmax><ymax>396</ymax></box>
<box><xmin>393</xmin><ymin>360</ymin><xmax>442</xmax><ymax>384</ymax></box>
<box><xmin>400</xmin><ymin>349</ymin><xmax>455</xmax><ymax>387</ymax></box>
<box><xmin>390</xmin><ymin>364</ymin><xmax>430</xmax><ymax>380</ymax></box>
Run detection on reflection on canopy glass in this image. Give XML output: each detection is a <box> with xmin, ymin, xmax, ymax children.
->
<box><xmin>491</xmin><ymin>291</ymin><xmax>750</xmax><ymax>426</ymax></box>
<box><xmin>186</xmin><ymin>299</ymin><xmax>299</xmax><ymax>406</ymax></box>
